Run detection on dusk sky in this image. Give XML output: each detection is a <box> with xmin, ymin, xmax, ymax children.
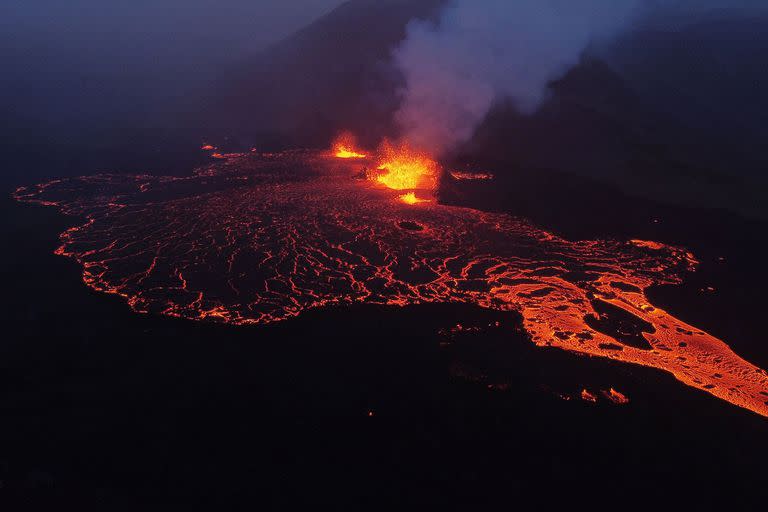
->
<box><xmin>0</xmin><ymin>0</ymin><xmax>347</xmax><ymax>51</ymax></box>
<box><xmin>0</xmin><ymin>1</ymin><xmax>347</xmax><ymax>139</ymax></box>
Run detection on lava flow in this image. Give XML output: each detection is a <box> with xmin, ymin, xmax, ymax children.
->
<box><xmin>14</xmin><ymin>148</ymin><xmax>768</xmax><ymax>418</ymax></box>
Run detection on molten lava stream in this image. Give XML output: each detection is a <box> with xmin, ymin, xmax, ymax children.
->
<box><xmin>13</xmin><ymin>148</ymin><xmax>768</xmax><ymax>418</ymax></box>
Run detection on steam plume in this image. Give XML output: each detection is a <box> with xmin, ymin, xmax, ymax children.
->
<box><xmin>391</xmin><ymin>0</ymin><xmax>768</xmax><ymax>156</ymax></box>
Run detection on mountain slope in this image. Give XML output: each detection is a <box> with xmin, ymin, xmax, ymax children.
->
<box><xmin>204</xmin><ymin>5</ymin><xmax>767</xmax><ymax>216</ymax></box>
<box><xmin>204</xmin><ymin>0</ymin><xmax>445</xmax><ymax>149</ymax></box>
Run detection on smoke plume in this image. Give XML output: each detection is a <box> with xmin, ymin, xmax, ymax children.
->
<box><xmin>391</xmin><ymin>0</ymin><xmax>767</xmax><ymax>156</ymax></box>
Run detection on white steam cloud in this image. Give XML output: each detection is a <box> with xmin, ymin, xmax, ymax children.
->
<box><xmin>391</xmin><ymin>0</ymin><xmax>766</xmax><ymax>156</ymax></box>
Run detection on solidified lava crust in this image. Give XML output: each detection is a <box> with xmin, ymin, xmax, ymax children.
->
<box><xmin>14</xmin><ymin>150</ymin><xmax>768</xmax><ymax>417</ymax></box>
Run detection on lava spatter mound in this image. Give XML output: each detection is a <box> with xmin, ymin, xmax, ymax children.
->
<box><xmin>14</xmin><ymin>150</ymin><xmax>768</xmax><ymax>417</ymax></box>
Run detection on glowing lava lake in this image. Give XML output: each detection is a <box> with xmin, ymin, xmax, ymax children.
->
<box><xmin>14</xmin><ymin>149</ymin><xmax>768</xmax><ymax>417</ymax></box>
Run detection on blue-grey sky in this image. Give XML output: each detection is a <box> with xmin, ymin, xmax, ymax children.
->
<box><xmin>3</xmin><ymin>0</ymin><xmax>766</xmax><ymax>165</ymax></box>
<box><xmin>0</xmin><ymin>0</ymin><xmax>347</xmax><ymax>140</ymax></box>
<box><xmin>0</xmin><ymin>0</ymin><xmax>347</xmax><ymax>51</ymax></box>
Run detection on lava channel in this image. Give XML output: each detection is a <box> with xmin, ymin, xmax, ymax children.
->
<box><xmin>14</xmin><ymin>149</ymin><xmax>768</xmax><ymax>417</ymax></box>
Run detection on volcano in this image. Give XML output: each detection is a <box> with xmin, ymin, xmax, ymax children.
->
<box><xmin>5</xmin><ymin>2</ymin><xmax>768</xmax><ymax>508</ymax></box>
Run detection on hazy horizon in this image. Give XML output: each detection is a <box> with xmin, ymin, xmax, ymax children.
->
<box><xmin>0</xmin><ymin>0</ymin><xmax>347</xmax><ymax>52</ymax></box>
<box><xmin>0</xmin><ymin>0</ymin><xmax>347</xmax><ymax>146</ymax></box>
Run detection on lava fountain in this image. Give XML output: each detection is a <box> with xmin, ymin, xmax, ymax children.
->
<box><xmin>398</xmin><ymin>192</ymin><xmax>432</xmax><ymax>205</ymax></box>
<box><xmin>14</xmin><ymin>146</ymin><xmax>768</xmax><ymax>418</ymax></box>
<box><xmin>372</xmin><ymin>140</ymin><xmax>439</xmax><ymax>191</ymax></box>
<box><xmin>333</xmin><ymin>132</ymin><xmax>368</xmax><ymax>159</ymax></box>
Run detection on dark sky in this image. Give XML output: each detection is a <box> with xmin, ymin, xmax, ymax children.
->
<box><xmin>0</xmin><ymin>0</ymin><xmax>347</xmax><ymax>51</ymax></box>
<box><xmin>0</xmin><ymin>1</ymin><xmax>347</xmax><ymax>146</ymax></box>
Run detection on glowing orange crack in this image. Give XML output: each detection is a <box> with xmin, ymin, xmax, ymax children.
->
<box><xmin>14</xmin><ymin>150</ymin><xmax>768</xmax><ymax>418</ymax></box>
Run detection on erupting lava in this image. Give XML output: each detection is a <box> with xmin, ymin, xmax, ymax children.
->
<box><xmin>398</xmin><ymin>192</ymin><xmax>431</xmax><ymax>205</ymax></box>
<box><xmin>331</xmin><ymin>135</ymin><xmax>438</xmax><ymax>194</ymax></box>
<box><xmin>14</xmin><ymin>149</ymin><xmax>768</xmax><ymax>418</ymax></box>
<box><xmin>373</xmin><ymin>140</ymin><xmax>439</xmax><ymax>191</ymax></box>
<box><xmin>333</xmin><ymin>132</ymin><xmax>367</xmax><ymax>159</ymax></box>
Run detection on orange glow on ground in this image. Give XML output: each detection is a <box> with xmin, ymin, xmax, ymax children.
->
<box><xmin>603</xmin><ymin>388</ymin><xmax>630</xmax><ymax>404</ymax></box>
<box><xmin>398</xmin><ymin>192</ymin><xmax>431</xmax><ymax>205</ymax></box>
<box><xmin>450</xmin><ymin>171</ymin><xmax>494</xmax><ymax>181</ymax></box>
<box><xmin>335</xmin><ymin>148</ymin><xmax>368</xmax><ymax>159</ymax></box>
<box><xmin>631</xmin><ymin>239</ymin><xmax>666</xmax><ymax>250</ymax></box>
<box><xmin>374</xmin><ymin>141</ymin><xmax>439</xmax><ymax>191</ymax></box>
<box><xmin>14</xmin><ymin>149</ymin><xmax>768</xmax><ymax>418</ymax></box>
<box><xmin>332</xmin><ymin>132</ymin><xmax>367</xmax><ymax>159</ymax></box>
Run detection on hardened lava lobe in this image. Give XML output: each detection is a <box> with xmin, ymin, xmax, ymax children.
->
<box><xmin>15</xmin><ymin>150</ymin><xmax>768</xmax><ymax>417</ymax></box>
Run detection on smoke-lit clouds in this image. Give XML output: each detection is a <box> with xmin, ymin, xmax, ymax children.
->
<box><xmin>391</xmin><ymin>0</ymin><xmax>767</xmax><ymax>156</ymax></box>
